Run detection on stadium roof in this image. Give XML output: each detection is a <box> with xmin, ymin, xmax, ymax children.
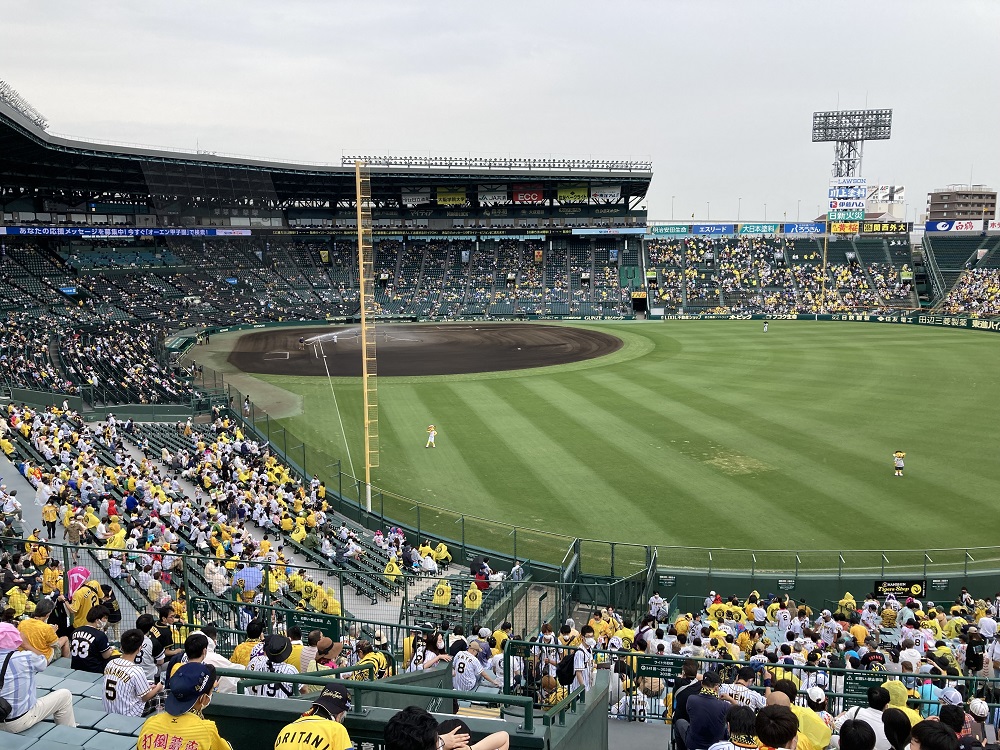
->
<box><xmin>0</xmin><ymin>101</ymin><xmax>652</xmax><ymax>208</ymax></box>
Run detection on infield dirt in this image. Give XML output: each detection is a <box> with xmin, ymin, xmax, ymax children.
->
<box><xmin>226</xmin><ymin>324</ymin><xmax>622</xmax><ymax>377</ymax></box>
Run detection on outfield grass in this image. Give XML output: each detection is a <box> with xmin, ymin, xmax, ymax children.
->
<box><xmin>245</xmin><ymin>321</ymin><xmax>1000</xmax><ymax>565</ymax></box>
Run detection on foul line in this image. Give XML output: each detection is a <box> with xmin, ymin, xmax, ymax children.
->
<box><xmin>318</xmin><ymin>339</ymin><xmax>356</xmax><ymax>479</ymax></box>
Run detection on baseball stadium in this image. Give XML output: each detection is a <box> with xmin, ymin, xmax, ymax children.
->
<box><xmin>2</xmin><ymin>76</ymin><xmax>1000</xmax><ymax>750</ymax></box>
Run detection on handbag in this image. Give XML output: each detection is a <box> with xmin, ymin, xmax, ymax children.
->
<box><xmin>0</xmin><ymin>650</ymin><xmax>16</xmax><ymax>721</ymax></box>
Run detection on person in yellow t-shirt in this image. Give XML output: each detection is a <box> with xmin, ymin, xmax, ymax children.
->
<box><xmin>273</xmin><ymin>686</ymin><xmax>354</xmax><ymax>750</ymax></box>
<box><xmin>138</xmin><ymin>663</ymin><xmax>232</xmax><ymax>750</ymax></box>
<box><xmin>42</xmin><ymin>560</ymin><xmax>64</xmax><ymax>596</ymax></box>
<box><xmin>18</xmin><ymin>598</ymin><xmax>69</xmax><ymax>662</ymax></box>
<box><xmin>230</xmin><ymin>621</ymin><xmax>265</xmax><ymax>667</ymax></box>
<box><xmin>6</xmin><ymin>582</ymin><xmax>29</xmax><ymax>617</ymax></box>
<box><xmin>68</xmin><ymin>578</ymin><xmax>103</xmax><ymax>628</ymax></box>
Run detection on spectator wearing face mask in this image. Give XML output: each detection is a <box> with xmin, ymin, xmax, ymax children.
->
<box><xmin>69</xmin><ymin>605</ymin><xmax>115</xmax><ymax>672</ymax></box>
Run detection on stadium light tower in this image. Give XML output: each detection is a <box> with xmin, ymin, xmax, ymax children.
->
<box><xmin>811</xmin><ymin>109</ymin><xmax>892</xmax><ymax>177</ymax></box>
<box><xmin>355</xmin><ymin>161</ymin><xmax>379</xmax><ymax>513</ymax></box>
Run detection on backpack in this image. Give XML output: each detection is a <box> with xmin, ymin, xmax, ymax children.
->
<box><xmin>556</xmin><ymin>651</ymin><xmax>577</xmax><ymax>686</ymax></box>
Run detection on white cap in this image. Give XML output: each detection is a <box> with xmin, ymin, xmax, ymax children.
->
<box><xmin>807</xmin><ymin>686</ymin><xmax>826</xmax><ymax>703</ymax></box>
<box><xmin>709</xmin><ymin>591</ymin><xmax>716</xmax><ymax>596</ymax></box>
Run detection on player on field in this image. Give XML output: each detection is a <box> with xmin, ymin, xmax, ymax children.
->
<box><xmin>103</xmin><ymin>628</ymin><xmax>162</xmax><ymax>717</ymax></box>
<box><xmin>425</xmin><ymin>424</ymin><xmax>437</xmax><ymax>448</ymax></box>
<box><xmin>893</xmin><ymin>451</ymin><xmax>905</xmax><ymax>477</ymax></box>
<box><xmin>763</xmin><ymin>321</ymin><xmax>768</xmax><ymax>333</ymax></box>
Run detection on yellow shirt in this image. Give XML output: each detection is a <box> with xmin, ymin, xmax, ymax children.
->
<box><xmin>42</xmin><ymin>504</ymin><xmax>58</xmax><ymax>523</ymax></box>
<box><xmin>42</xmin><ymin>567</ymin><xmax>63</xmax><ymax>595</ymax></box>
<box><xmin>19</xmin><ymin>617</ymin><xmax>58</xmax><ymax>661</ymax></box>
<box><xmin>273</xmin><ymin>715</ymin><xmax>353</xmax><ymax>750</ymax></box>
<box><xmin>6</xmin><ymin>587</ymin><xmax>28</xmax><ymax>619</ymax></box>
<box><xmin>138</xmin><ymin>710</ymin><xmax>233</xmax><ymax>750</ymax></box>
<box><xmin>71</xmin><ymin>581</ymin><xmax>102</xmax><ymax>628</ymax></box>
<box><xmin>230</xmin><ymin>638</ymin><xmax>262</xmax><ymax>667</ymax></box>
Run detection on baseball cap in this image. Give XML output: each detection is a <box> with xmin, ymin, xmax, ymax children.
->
<box><xmin>821</xmin><ymin>609</ymin><xmax>832</xmax><ymax>617</ymax></box>
<box><xmin>939</xmin><ymin>687</ymin><xmax>963</xmax><ymax>706</ymax></box>
<box><xmin>969</xmin><ymin>626</ymin><xmax>979</xmax><ymax>633</ymax></box>
<box><xmin>478</xmin><ymin>627</ymin><xmax>491</xmax><ymax>638</ymax></box>
<box><xmin>312</xmin><ymin>686</ymin><xmax>351</xmax><ymax>717</ymax></box>
<box><xmin>807</xmin><ymin>686</ymin><xmax>826</xmax><ymax>703</ymax></box>
<box><xmin>969</xmin><ymin>698</ymin><xmax>990</xmax><ymax>719</ymax></box>
<box><xmin>165</xmin><ymin>663</ymin><xmax>217</xmax><ymax>715</ymax></box>
<box><xmin>373</xmin><ymin>631</ymin><xmax>388</xmax><ymax>647</ymax></box>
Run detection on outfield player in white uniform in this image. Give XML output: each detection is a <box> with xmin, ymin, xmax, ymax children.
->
<box><xmin>103</xmin><ymin>628</ymin><xmax>163</xmax><ymax>717</ymax></box>
<box><xmin>425</xmin><ymin>425</ymin><xmax>437</xmax><ymax>448</ymax></box>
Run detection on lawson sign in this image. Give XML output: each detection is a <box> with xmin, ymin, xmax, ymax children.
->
<box><xmin>925</xmin><ymin>220</ymin><xmax>983</xmax><ymax>233</ymax></box>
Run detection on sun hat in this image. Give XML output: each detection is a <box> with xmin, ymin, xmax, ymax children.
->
<box><xmin>265</xmin><ymin>634</ymin><xmax>293</xmax><ymax>662</ymax></box>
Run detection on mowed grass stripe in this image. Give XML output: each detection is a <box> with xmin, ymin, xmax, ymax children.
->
<box><xmin>645</xmin><ymin>330</ymin><xmax>998</xmax><ymax>506</ymax></box>
<box><xmin>579</xmin><ymin>370</ymin><xmax>903</xmax><ymax>543</ymax></box>
<box><xmin>376</xmin><ymin>383</ymin><xmax>501</xmax><ymax>510</ymax></box>
<box><xmin>449</xmin><ymin>381</ymin><xmax>641</xmax><ymax>529</ymax></box>
<box><xmin>514</xmin><ymin>376</ymin><xmax>793</xmax><ymax>524</ymax></box>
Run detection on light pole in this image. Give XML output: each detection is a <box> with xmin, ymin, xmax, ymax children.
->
<box><xmin>797</xmin><ymin>200</ymin><xmax>801</xmax><ymax>221</ymax></box>
<box><xmin>738</xmin><ymin>197</ymin><xmax>742</xmax><ymax>222</ymax></box>
<box><xmin>764</xmin><ymin>203</ymin><xmax>767</xmax><ymax>221</ymax></box>
<box><xmin>707</xmin><ymin>202</ymin><xmax>710</xmax><ymax>220</ymax></box>
<box><xmin>671</xmin><ymin>195</ymin><xmax>675</xmax><ymax>220</ymax></box>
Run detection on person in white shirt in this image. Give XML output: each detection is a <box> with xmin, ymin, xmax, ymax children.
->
<box><xmin>977</xmin><ymin>614</ymin><xmax>997</xmax><ymax>641</ymax></box>
<box><xmin>574</xmin><ymin>626</ymin><xmax>596</xmax><ymax>692</ymax></box>
<box><xmin>649</xmin><ymin>592</ymin><xmax>666</xmax><ymax>619</ymax></box>
<box><xmin>246</xmin><ymin>636</ymin><xmax>300</xmax><ymax>699</ymax></box>
<box><xmin>451</xmin><ymin>642</ymin><xmax>500</xmax><ymax>713</ymax></box>
<box><xmin>103</xmin><ymin>628</ymin><xmax>162</xmax><ymax>717</ymax></box>
<box><xmin>774</xmin><ymin>603</ymin><xmax>792</xmax><ymax>633</ymax></box>
<box><xmin>833</xmin><ymin>685</ymin><xmax>891</xmax><ymax>750</ymax></box>
<box><xmin>719</xmin><ymin>666</ymin><xmax>767</xmax><ymax>710</ymax></box>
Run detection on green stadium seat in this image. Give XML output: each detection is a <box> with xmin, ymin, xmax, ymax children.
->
<box><xmin>83</xmin><ymin>733</ymin><xmax>139</xmax><ymax>750</ymax></box>
<box><xmin>94</xmin><ymin>714</ymin><xmax>145</xmax><ymax>736</ymax></box>
<box><xmin>37</xmin><ymin>725</ymin><xmax>97</xmax><ymax>746</ymax></box>
<box><xmin>69</xmin><ymin>709</ymin><xmax>109</xmax><ymax>730</ymax></box>
<box><xmin>72</xmin><ymin>698</ymin><xmax>104</xmax><ymax>714</ymax></box>
<box><xmin>65</xmin><ymin>671</ymin><xmax>103</xmax><ymax>685</ymax></box>
<box><xmin>22</xmin><ymin>741</ymin><xmax>86</xmax><ymax>750</ymax></box>
<box><xmin>52</xmin><ymin>679</ymin><xmax>102</xmax><ymax>697</ymax></box>
<box><xmin>0</xmin><ymin>735</ymin><xmax>38</xmax><ymax>750</ymax></box>
<box><xmin>43</xmin><ymin>667</ymin><xmax>74</xmax><ymax>679</ymax></box>
<box><xmin>19</xmin><ymin>723</ymin><xmax>56</xmax><ymax>739</ymax></box>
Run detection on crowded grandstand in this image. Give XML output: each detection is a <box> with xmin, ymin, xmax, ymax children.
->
<box><xmin>3</xmin><ymin>65</ymin><xmax>1000</xmax><ymax>750</ymax></box>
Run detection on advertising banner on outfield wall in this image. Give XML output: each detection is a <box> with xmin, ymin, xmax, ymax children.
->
<box><xmin>0</xmin><ymin>226</ymin><xmax>251</xmax><ymax>237</ymax></box>
<box><xmin>738</xmin><ymin>223</ymin><xmax>780</xmax><ymax>235</ymax></box>
<box><xmin>402</xmin><ymin>188</ymin><xmax>431</xmax><ymax>207</ymax></box>
<box><xmin>512</xmin><ymin>183</ymin><xmax>544</xmax><ymax>203</ymax></box>
<box><xmin>557</xmin><ymin>184</ymin><xmax>589</xmax><ymax>203</ymax></box>
<box><xmin>990</xmin><ymin>221</ymin><xmax>1000</xmax><ymax>232</ymax></box>
<box><xmin>650</xmin><ymin>224</ymin><xmax>690</xmax><ymax>236</ymax></box>
<box><xmin>831</xmin><ymin>221</ymin><xmax>860</xmax><ymax>234</ymax></box>
<box><xmin>782</xmin><ymin>222</ymin><xmax>826</xmax><ymax>234</ymax></box>
<box><xmin>925</xmin><ymin>220</ymin><xmax>983</xmax><ymax>232</ymax></box>
<box><xmin>590</xmin><ymin>185</ymin><xmax>621</xmax><ymax>201</ymax></box>
<box><xmin>861</xmin><ymin>222</ymin><xmax>908</xmax><ymax>234</ymax></box>
<box><xmin>436</xmin><ymin>188</ymin><xmax>466</xmax><ymax>206</ymax></box>
<box><xmin>691</xmin><ymin>223</ymin><xmax>735</xmax><ymax>236</ymax></box>
<box><xmin>477</xmin><ymin>185</ymin><xmax>508</xmax><ymax>205</ymax></box>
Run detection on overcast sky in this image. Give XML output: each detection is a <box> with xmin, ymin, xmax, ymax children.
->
<box><xmin>2</xmin><ymin>0</ymin><xmax>997</xmax><ymax>222</ymax></box>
